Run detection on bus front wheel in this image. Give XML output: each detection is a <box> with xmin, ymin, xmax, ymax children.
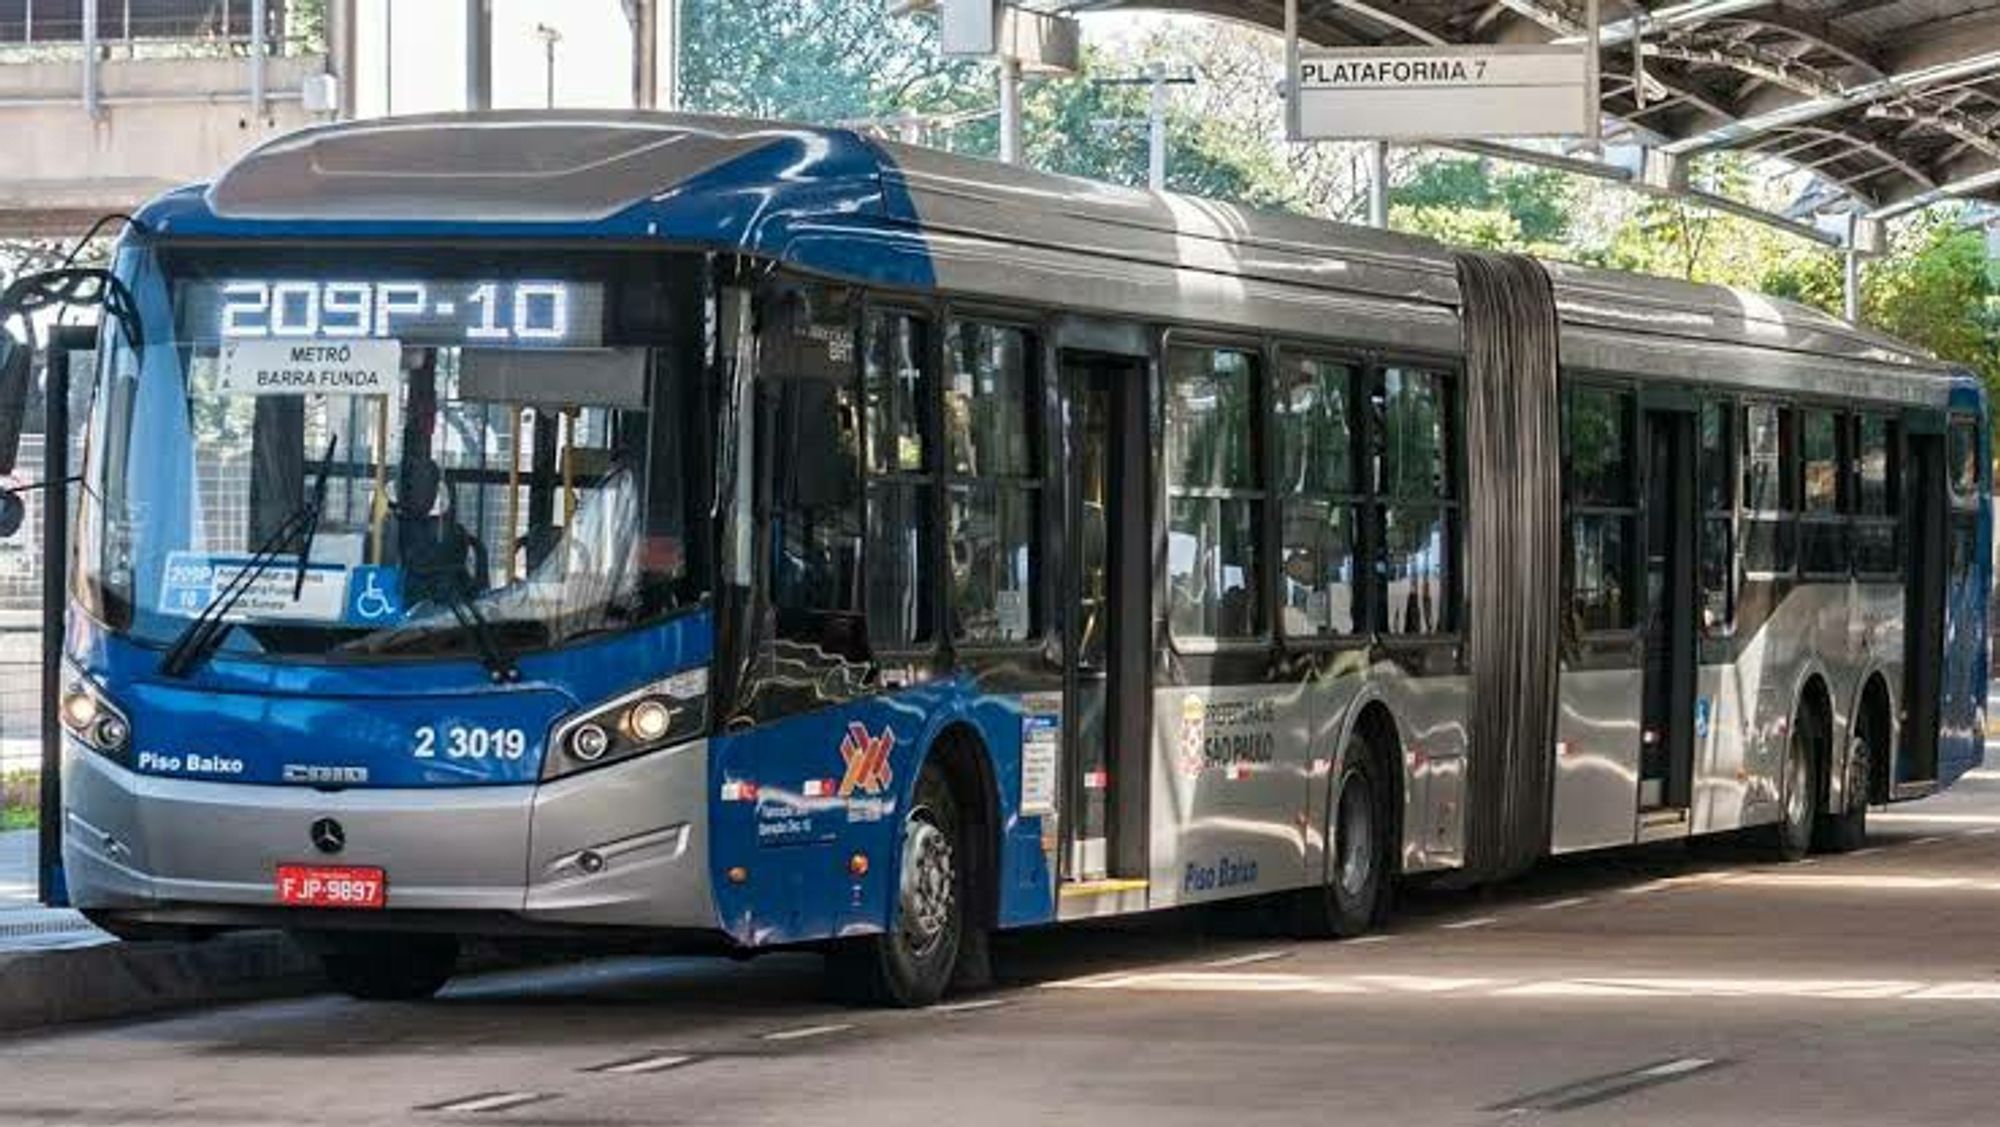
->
<box><xmin>827</xmin><ymin>762</ymin><xmax>963</xmax><ymax>1007</ymax></box>
<box><xmin>314</xmin><ymin>933</ymin><xmax>459</xmax><ymax>1002</ymax></box>
<box><xmin>1767</xmin><ymin>720</ymin><xmax>1819</xmax><ymax>862</ymax></box>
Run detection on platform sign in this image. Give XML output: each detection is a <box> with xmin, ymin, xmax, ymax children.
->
<box><xmin>1293</xmin><ymin>45</ymin><xmax>1593</xmax><ymax>141</ymax></box>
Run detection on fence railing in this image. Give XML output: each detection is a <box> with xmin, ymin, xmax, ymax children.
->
<box><xmin>0</xmin><ymin>0</ymin><xmax>323</xmax><ymax>115</ymax></box>
<box><xmin>0</xmin><ymin>0</ymin><xmax>314</xmax><ymax>53</ymax></box>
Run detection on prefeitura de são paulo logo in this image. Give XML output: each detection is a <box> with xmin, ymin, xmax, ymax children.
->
<box><xmin>838</xmin><ymin>722</ymin><xmax>896</xmax><ymax>797</ymax></box>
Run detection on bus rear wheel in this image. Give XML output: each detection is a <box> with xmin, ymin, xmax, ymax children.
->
<box><xmin>827</xmin><ymin>762</ymin><xmax>963</xmax><ymax>1007</ymax></box>
<box><xmin>1296</xmin><ymin>750</ymin><xmax>1388</xmax><ymax>939</ymax></box>
<box><xmin>315</xmin><ymin>933</ymin><xmax>459</xmax><ymax>1002</ymax></box>
<box><xmin>1816</xmin><ymin>728</ymin><xmax>1871</xmax><ymax>854</ymax></box>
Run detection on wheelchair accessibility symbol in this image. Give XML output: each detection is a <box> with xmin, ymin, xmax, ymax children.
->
<box><xmin>346</xmin><ymin>566</ymin><xmax>404</xmax><ymax>624</ymax></box>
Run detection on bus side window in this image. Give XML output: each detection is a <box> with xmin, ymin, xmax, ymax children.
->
<box><xmin>1374</xmin><ymin>365</ymin><xmax>1458</xmax><ymax>637</ymax></box>
<box><xmin>1275</xmin><ymin>351</ymin><xmax>1359</xmax><ymax>639</ymax></box>
<box><xmin>1564</xmin><ymin>383</ymin><xmax>1636</xmax><ymax>638</ymax></box>
<box><xmin>1853</xmin><ymin>413</ymin><xmax>1899</xmax><ymax>577</ymax></box>
<box><xmin>1164</xmin><ymin>344</ymin><xmax>1267</xmax><ymax>643</ymax></box>
<box><xmin>1798</xmin><ymin>408</ymin><xmax>1846</xmax><ymax>576</ymax></box>
<box><xmin>944</xmin><ymin>320</ymin><xmax>1041</xmax><ymax>646</ymax></box>
<box><xmin>759</xmin><ymin>283</ymin><xmax>868</xmax><ymax>668</ymax></box>
<box><xmin>862</xmin><ymin>308</ymin><xmax>939</xmax><ymax>653</ymax></box>
<box><xmin>1741</xmin><ymin>402</ymin><xmax>1795</xmax><ymax>574</ymax></box>
<box><xmin>1698</xmin><ymin>398</ymin><xmax>1735</xmax><ymax>634</ymax></box>
<box><xmin>1949</xmin><ymin>415</ymin><xmax>1981</xmax><ymax>502</ymax></box>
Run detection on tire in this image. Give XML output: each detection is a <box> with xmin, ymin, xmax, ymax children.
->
<box><xmin>1766</xmin><ymin>717</ymin><xmax>1818</xmax><ymax>862</ymax></box>
<box><xmin>826</xmin><ymin>762</ymin><xmax>963</xmax><ymax>1007</ymax></box>
<box><xmin>317</xmin><ymin>933</ymin><xmax>459</xmax><ymax>1001</ymax></box>
<box><xmin>1816</xmin><ymin>725</ymin><xmax>1871</xmax><ymax>854</ymax></box>
<box><xmin>1296</xmin><ymin>748</ymin><xmax>1388</xmax><ymax>939</ymax></box>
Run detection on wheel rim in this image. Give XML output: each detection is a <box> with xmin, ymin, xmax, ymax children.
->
<box><xmin>1336</xmin><ymin>773</ymin><xmax>1376</xmax><ymax>900</ymax></box>
<box><xmin>898</xmin><ymin>810</ymin><xmax>955</xmax><ymax>958</ymax></box>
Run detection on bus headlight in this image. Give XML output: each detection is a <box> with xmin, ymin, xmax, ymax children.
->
<box><xmin>545</xmin><ymin>668</ymin><xmax>708</xmax><ymax>781</ymax></box>
<box><xmin>59</xmin><ymin>661</ymin><xmax>131</xmax><ymax>762</ymax></box>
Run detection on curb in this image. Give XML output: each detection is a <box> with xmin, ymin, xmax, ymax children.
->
<box><xmin>0</xmin><ymin>930</ymin><xmax>324</xmax><ymax>1033</ymax></box>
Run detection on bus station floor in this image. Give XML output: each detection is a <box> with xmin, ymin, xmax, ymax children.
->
<box><xmin>2</xmin><ymin>756</ymin><xmax>2000</xmax><ymax>1124</ymax></box>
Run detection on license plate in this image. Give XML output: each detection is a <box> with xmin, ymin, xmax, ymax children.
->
<box><xmin>275</xmin><ymin>864</ymin><xmax>387</xmax><ymax>909</ymax></box>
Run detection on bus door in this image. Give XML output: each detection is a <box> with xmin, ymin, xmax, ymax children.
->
<box><xmin>1639</xmin><ymin>403</ymin><xmax>1698</xmax><ymax>813</ymax></box>
<box><xmin>1060</xmin><ymin>350</ymin><xmax>1150</xmax><ymax>883</ymax></box>
<box><xmin>1900</xmin><ymin>419</ymin><xmax>1947</xmax><ymax>786</ymax></box>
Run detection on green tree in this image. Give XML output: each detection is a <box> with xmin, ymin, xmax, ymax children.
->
<box><xmin>1395</xmin><ymin>157</ymin><xmax>1573</xmax><ymax>246</ymax></box>
<box><xmin>680</xmin><ymin>0</ymin><xmax>974</xmax><ymax>123</ymax></box>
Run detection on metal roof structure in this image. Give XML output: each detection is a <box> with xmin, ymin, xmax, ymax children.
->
<box><xmin>1041</xmin><ymin>1</ymin><xmax>2000</xmax><ymax>237</ymax></box>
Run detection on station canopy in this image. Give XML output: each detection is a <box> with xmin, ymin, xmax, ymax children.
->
<box><xmin>1046</xmin><ymin>0</ymin><xmax>2000</xmax><ymax>229</ymax></box>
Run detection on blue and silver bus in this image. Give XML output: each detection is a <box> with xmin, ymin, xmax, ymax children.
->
<box><xmin>0</xmin><ymin>112</ymin><xmax>1986</xmax><ymax>1005</ymax></box>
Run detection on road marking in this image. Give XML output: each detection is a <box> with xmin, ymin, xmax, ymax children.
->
<box><xmin>1347</xmin><ymin>935</ymin><xmax>1391</xmax><ymax>945</ymax></box>
<box><xmin>1440</xmin><ymin>916</ymin><xmax>1499</xmax><ymax>931</ymax></box>
<box><xmin>1535</xmin><ymin>896</ymin><xmax>1591</xmax><ymax>911</ymax></box>
<box><xmin>1205</xmin><ymin>949</ymin><xmax>1293</xmax><ymax>968</ymax></box>
<box><xmin>1909</xmin><ymin>836</ymin><xmax>1946</xmax><ymax>846</ymax></box>
<box><xmin>1970</xmin><ymin>827</ymin><xmax>2000</xmax><ymax>837</ymax></box>
<box><xmin>929</xmin><ymin>998</ymin><xmax>1010</xmax><ymax>1014</ymax></box>
<box><xmin>762</xmin><ymin>1023</ymin><xmax>854</xmax><ymax>1042</ymax></box>
<box><xmin>586</xmin><ymin>1053</ymin><xmax>695</xmax><ymax>1075</ymax></box>
<box><xmin>1850</xmin><ymin>847</ymin><xmax>1882</xmax><ymax>857</ymax></box>
<box><xmin>1873</xmin><ymin>812</ymin><xmax>2000</xmax><ymax>825</ymax></box>
<box><xmin>1489</xmin><ymin>1057</ymin><xmax>1727</xmax><ymax>1113</ymax></box>
<box><xmin>423</xmin><ymin>1092</ymin><xmax>552</xmax><ymax>1114</ymax></box>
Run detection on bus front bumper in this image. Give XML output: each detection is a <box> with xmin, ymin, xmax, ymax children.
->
<box><xmin>59</xmin><ymin>737</ymin><xmax>721</xmax><ymax>935</ymax></box>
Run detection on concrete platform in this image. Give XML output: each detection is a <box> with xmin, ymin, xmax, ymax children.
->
<box><xmin>0</xmin><ymin>829</ymin><xmax>320</xmax><ymax>1032</ymax></box>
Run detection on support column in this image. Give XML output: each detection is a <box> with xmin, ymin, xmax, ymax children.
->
<box><xmin>1368</xmin><ymin>140</ymin><xmax>1390</xmax><ymax>229</ymax></box>
<box><xmin>998</xmin><ymin>56</ymin><xmax>1023</xmax><ymax>165</ymax></box>
<box><xmin>465</xmin><ymin>0</ymin><xmax>492</xmax><ymax>112</ymax></box>
<box><xmin>82</xmin><ymin>0</ymin><xmax>99</xmax><ymax>117</ymax></box>
<box><xmin>1147</xmin><ymin>63</ymin><xmax>1168</xmax><ymax>192</ymax></box>
<box><xmin>328</xmin><ymin>0</ymin><xmax>357</xmax><ymax>120</ymax></box>
<box><xmin>1844</xmin><ymin>212</ymin><xmax>1863</xmax><ymax>325</ymax></box>
<box><xmin>630</xmin><ymin>0</ymin><xmax>657</xmax><ymax>110</ymax></box>
<box><xmin>250</xmin><ymin>0</ymin><xmax>266</xmax><ymax>118</ymax></box>
<box><xmin>660</xmin><ymin>0</ymin><xmax>681</xmax><ymax>109</ymax></box>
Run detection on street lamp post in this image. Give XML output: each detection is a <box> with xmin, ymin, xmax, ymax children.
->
<box><xmin>1093</xmin><ymin>64</ymin><xmax>1195</xmax><ymax>193</ymax></box>
<box><xmin>535</xmin><ymin>23</ymin><xmax>562</xmax><ymax>110</ymax></box>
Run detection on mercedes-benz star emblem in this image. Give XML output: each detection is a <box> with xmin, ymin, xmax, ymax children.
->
<box><xmin>309</xmin><ymin>818</ymin><xmax>345</xmax><ymax>856</ymax></box>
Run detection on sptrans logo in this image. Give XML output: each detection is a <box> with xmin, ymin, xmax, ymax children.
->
<box><xmin>838</xmin><ymin>722</ymin><xmax>896</xmax><ymax>798</ymax></box>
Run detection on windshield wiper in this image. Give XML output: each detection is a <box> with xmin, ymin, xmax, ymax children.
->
<box><xmin>439</xmin><ymin>588</ymin><xmax>521</xmax><ymax>684</ymax></box>
<box><xmin>159</xmin><ymin>437</ymin><xmax>338</xmax><ymax>679</ymax></box>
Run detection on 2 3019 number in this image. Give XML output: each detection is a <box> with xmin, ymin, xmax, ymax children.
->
<box><xmin>412</xmin><ymin>725</ymin><xmax>527</xmax><ymax>761</ymax></box>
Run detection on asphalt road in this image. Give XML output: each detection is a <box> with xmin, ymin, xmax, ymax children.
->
<box><xmin>8</xmin><ymin>773</ymin><xmax>2000</xmax><ymax>1127</ymax></box>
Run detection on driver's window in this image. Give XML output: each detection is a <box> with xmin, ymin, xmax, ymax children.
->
<box><xmin>757</xmin><ymin>281</ymin><xmax>869</xmax><ymax>677</ymax></box>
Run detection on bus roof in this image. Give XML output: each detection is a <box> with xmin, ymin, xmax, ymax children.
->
<box><xmin>139</xmin><ymin>110</ymin><xmax>1951</xmax><ymax>379</ymax></box>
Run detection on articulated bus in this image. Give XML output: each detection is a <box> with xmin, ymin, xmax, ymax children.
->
<box><xmin>0</xmin><ymin>112</ymin><xmax>1986</xmax><ymax>1005</ymax></box>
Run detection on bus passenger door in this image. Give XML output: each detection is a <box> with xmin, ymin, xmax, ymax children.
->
<box><xmin>1901</xmin><ymin>424</ymin><xmax>1947</xmax><ymax>787</ymax></box>
<box><xmin>1640</xmin><ymin>405</ymin><xmax>1698</xmax><ymax>815</ymax></box>
<box><xmin>1060</xmin><ymin>351</ymin><xmax>1149</xmax><ymax>885</ymax></box>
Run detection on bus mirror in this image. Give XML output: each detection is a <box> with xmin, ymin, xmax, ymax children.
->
<box><xmin>0</xmin><ymin>491</ymin><xmax>24</xmax><ymax>539</ymax></box>
<box><xmin>0</xmin><ymin>335</ymin><xmax>30</xmax><ymax>478</ymax></box>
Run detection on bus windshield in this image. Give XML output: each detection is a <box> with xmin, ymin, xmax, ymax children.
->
<box><xmin>77</xmin><ymin>245</ymin><xmax>709</xmax><ymax>665</ymax></box>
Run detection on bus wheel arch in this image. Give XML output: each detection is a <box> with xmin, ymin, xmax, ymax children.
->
<box><xmin>1297</xmin><ymin>700</ymin><xmax>1403</xmax><ymax>938</ymax></box>
<box><xmin>826</xmin><ymin>720</ymin><xmax>997</xmax><ymax>1006</ymax></box>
